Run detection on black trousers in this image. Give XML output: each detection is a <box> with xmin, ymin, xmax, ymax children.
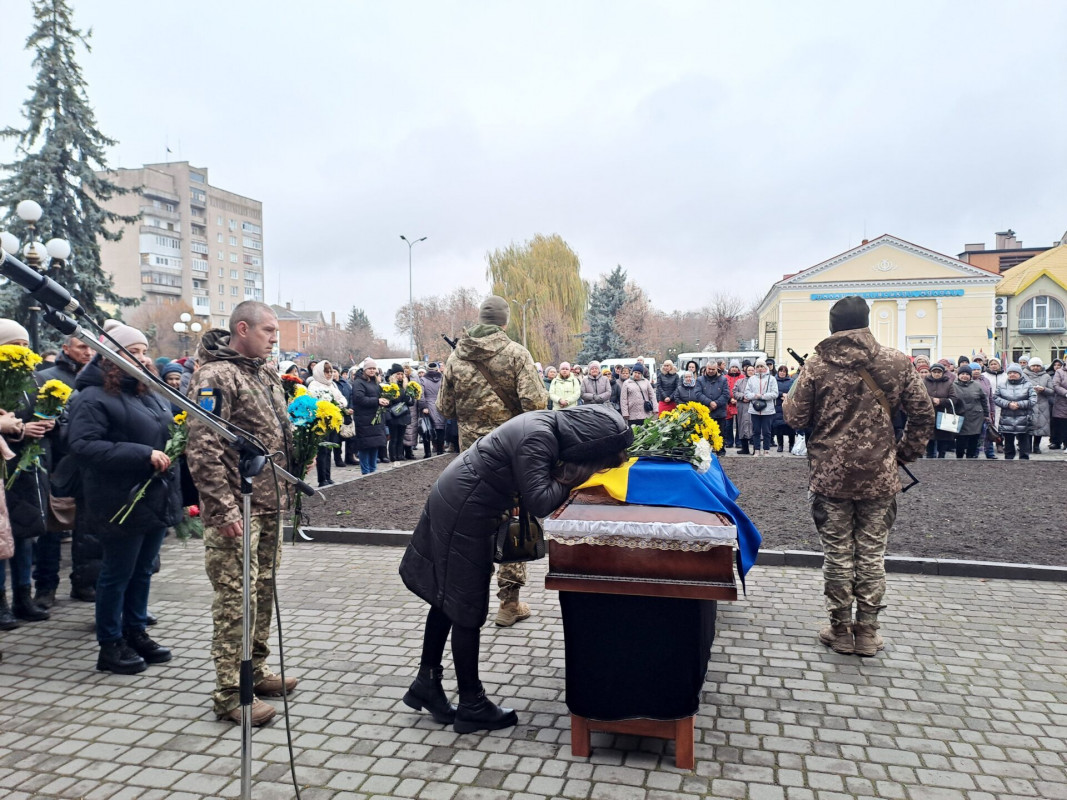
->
<box><xmin>388</xmin><ymin>423</ymin><xmax>407</xmax><ymax>462</ymax></box>
<box><xmin>315</xmin><ymin>445</ymin><xmax>332</xmax><ymax>484</ymax></box>
<box><xmin>955</xmin><ymin>433</ymin><xmax>979</xmax><ymax>458</ymax></box>
<box><xmin>420</xmin><ymin>605</ymin><xmax>481</xmax><ymax>697</ymax></box>
<box><xmin>1003</xmin><ymin>433</ymin><xmax>1031</xmax><ymax>459</ymax></box>
<box><xmin>1051</xmin><ymin>417</ymin><xmax>1067</xmax><ymax>447</ymax></box>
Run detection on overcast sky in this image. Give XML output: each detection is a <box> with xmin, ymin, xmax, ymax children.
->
<box><xmin>2</xmin><ymin>0</ymin><xmax>1066</xmax><ymax>346</ymax></box>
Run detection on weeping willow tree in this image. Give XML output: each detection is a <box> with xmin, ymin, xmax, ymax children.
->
<box><xmin>486</xmin><ymin>233</ymin><xmax>587</xmax><ymax>364</ymax></box>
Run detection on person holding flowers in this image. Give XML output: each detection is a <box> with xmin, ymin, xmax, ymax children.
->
<box><xmin>306</xmin><ymin>361</ymin><xmax>348</xmax><ymax>487</ymax></box>
<box><xmin>384</xmin><ymin>364</ymin><xmax>416</xmax><ymax>463</ymax></box>
<box><xmin>185</xmin><ymin>301</ymin><xmax>296</xmax><ymax>727</ymax></box>
<box><xmin>65</xmin><ymin>324</ymin><xmax>182</xmax><ymax>674</ymax></box>
<box><xmin>0</xmin><ymin>320</ymin><xmax>56</xmax><ymax>625</ymax></box>
<box><xmin>351</xmin><ymin>360</ymin><xmax>389</xmax><ymax>474</ymax></box>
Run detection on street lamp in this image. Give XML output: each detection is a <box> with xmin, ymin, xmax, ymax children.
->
<box><xmin>173</xmin><ymin>312</ymin><xmax>202</xmax><ymax>356</ymax></box>
<box><xmin>509</xmin><ymin>298</ymin><xmax>534</xmax><ymax>348</ymax></box>
<box><xmin>400</xmin><ymin>234</ymin><xmax>427</xmax><ymax>361</ymax></box>
<box><xmin>0</xmin><ymin>200</ymin><xmax>70</xmax><ymax>351</ymax></box>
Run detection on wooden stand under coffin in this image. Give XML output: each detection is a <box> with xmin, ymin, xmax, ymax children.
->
<box><xmin>544</xmin><ymin>485</ymin><xmax>740</xmax><ymax>769</ymax></box>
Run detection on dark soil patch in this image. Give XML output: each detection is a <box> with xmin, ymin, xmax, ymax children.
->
<box><xmin>307</xmin><ymin>453</ymin><xmax>1065</xmax><ymax>566</ymax></box>
<box><xmin>305</xmin><ymin>455</ymin><xmax>456</xmax><ymax>529</ymax></box>
<box><xmin>718</xmin><ymin>457</ymin><xmax>1065</xmax><ymax>566</ymax></box>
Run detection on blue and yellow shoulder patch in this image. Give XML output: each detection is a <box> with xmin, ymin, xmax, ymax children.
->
<box><xmin>197</xmin><ymin>388</ymin><xmax>222</xmax><ymax>414</ymax></box>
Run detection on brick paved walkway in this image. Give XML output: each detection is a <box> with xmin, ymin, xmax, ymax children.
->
<box><xmin>2</xmin><ymin>541</ymin><xmax>1065</xmax><ymax>799</ymax></box>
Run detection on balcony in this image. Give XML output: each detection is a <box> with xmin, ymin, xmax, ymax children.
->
<box><xmin>193</xmin><ymin>299</ymin><xmax>211</xmax><ymax>316</ymax></box>
<box><xmin>140</xmin><ymin>205</ymin><xmax>180</xmax><ymax>222</ymax></box>
<box><xmin>1017</xmin><ymin>318</ymin><xmax>1066</xmax><ymax>334</ymax></box>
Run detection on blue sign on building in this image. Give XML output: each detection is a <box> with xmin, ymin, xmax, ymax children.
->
<box><xmin>810</xmin><ymin>289</ymin><xmax>966</xmax><ymax>301</ymax></box>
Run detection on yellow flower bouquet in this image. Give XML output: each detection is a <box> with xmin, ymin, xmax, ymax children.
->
<box><xmin>628</xmin><ymin>401</ymin><xmax>724</xmax><ymax>472</ymax></box>
<box><xmin>6</xmin><ymin>379</ymin><xmax>73</xmax><ymax>489</ymax></box>
<box><xmin>0</xmin><ymin>344</ymin><xmax>42</xmax><ymax>412</ymax></box>
<box><xmin>110</xmin><ymin>412</ymin><xmax>189</xmax><ymax>525</ymax></box>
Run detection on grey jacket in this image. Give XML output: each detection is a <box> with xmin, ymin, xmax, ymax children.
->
<box><xmin>953</xmin><ymin>379</ymin><xmax>988</xmax><ymax>436</ymax></box>
<box><xmin>993</xmin><ymin>376</ymin><xmax>1038</xmax><ymax>435</ymax></box>
<box><xmin>1023</xmin><ymin>369</ymin><xmax>1052</xmax><ymax>436</ymax></box>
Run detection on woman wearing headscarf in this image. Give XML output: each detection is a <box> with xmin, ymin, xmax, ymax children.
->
<box><xmin>399</xmin><ymin>406</ymin><xmax>632</xmax><ymax>733</ymax></box>
<box><xmin>67</xmin><ymin>325</ymin><xmax>181</xmax><ymax>673</ymax></box>
<box><xmin>306</xmin><ymin>360</ymin><xmax>348</xmax><ymax>486</ymax></box>
<box><xmin>771</xmin><ymin>364</ymin><xmax>796</xmax><ymax>453</ymax></box>
<box><xmin>1023</xmin><ymin>358</ymin><xmax>1052</xmax><ymax>453</ymax></box>
<box><xmin>952</xmin><ymin>364</ymin><xmax>988</xmax><ymax>458</ymax></box>
<box><xmin>923</xmin><ymin>362</ymin><xmax>959</xmax><ymax>458</ymax></box>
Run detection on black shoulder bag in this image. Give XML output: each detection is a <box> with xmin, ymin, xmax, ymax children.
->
<box><xmin>493</xmin><ymin>495</ymin><xmax>546</xmax><ymax>564</ymax></box>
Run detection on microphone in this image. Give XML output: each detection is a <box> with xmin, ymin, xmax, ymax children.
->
<box><xmin>0</xmin><ymin>247</ymin><xmax>84</xmax><ymax>316</ymax></box>
<box><xmin>42</xmin><ymin>308</ymin><xmax>79</xmax><ymax>336</ymax></box>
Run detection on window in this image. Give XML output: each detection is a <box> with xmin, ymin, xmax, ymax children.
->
<box><xmin>245</xmin><ymin>255</ymin><xmax>262</xmax><ymax>267</ymax></box>
<box><xmin>217</xmin><ymin>250</ymin><xmax>224</xmax><ymax>261</ymax></box>
<box><xmin>219</xmin><ymin>301</ymin><xmax>225</xmax><ymax>311</ymax></box>
<box><xmin>190</xmin><ymin>241</ymin><xmax>208</xmax><ymax>255</ymax></box>
<box><xmin>230</xmin><ymin>253</ymin><xmax>238</xmax><ymax>263</ymax></box>
<box><xmin>192</xmin><ymin>258</ymin><xmax>208</xmax><ymax>272</ymax></box>
<box><xmin>230</xmin><ymin>270</ymin><xmax>239</xmax><ymax>279</ymax></box>
<box><xmin>218</xmin><ymin>284</ymin><xmax>224</xmax><ymax>295</ymax></box>
<box><xmin>243</xmin><ymin>237</ymin><xmax>262</xmax><ymax>251</ymax></box>
<box><xmin>154</xmin><ymin>235</ymin><xmax>180</xmax><ymax>249</ymax></box>
<box><xmin>218</xmin><ymin>267</ymin><xmax>224</xmax><ymax>277</ymax></box>
<box><xmin>216</xmin><ymin>233</ymin><xmax>223</xmax><ymax>243</ymax></box>
<box><xmin>1018</xmin><ymin>295</ymin><xmax>1066</xmax><ymax>331</ymax></box>
<box><xmin>242</xmin><ymin>221</ymin><xmax>262</xmax><ymax>234</ymax></box>
<box><xmin>191</xmin><ymin>189</ymin><xmax>206</xmax><ymax>203</ymax></box>
<box><xmin>227</xmin><ymin>235</ymin><xmax>236</xmax><ymax>247</ymax></box>
<box><xmin>217</xmin><ymin>215</ymin><xmax>223</xmax><ymax>225</ymax></box>
<box><xmin>189</xmin><ymin>171</ymin><xmax>205</xmax><ymax>184</ymax></box>
<box><xmin>231</xmin><ymin>286</ymin><xmax>238</xmax><ymax>296</ymax></box>
<box><xmin>229</xmin><ymin>219</ymin><xmax>237</xmax><ymax>231</ymax></box>
<box><xmin>1052</xmin><ymin>346</ymin><xmax>1067</xmax><ymax>362</ymax></box>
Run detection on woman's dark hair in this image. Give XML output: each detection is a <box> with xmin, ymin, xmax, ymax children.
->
<box><xmin>686</xmin><ymin>360</ymin><xmax>699</xmax><ymax>373</ymax></box>
<box><xmin>101</xmin><ymin>359</ymin><xmax>148</xmax><ymax>396</ymax></box>
<box><xmin>552</xmin><ymin>448</ymin><xmax>629</xmax><ymax>487</ymax></box>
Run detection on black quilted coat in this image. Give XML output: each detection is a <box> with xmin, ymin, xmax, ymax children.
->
<box><xmin>399</xmin><ymin>405</ymin><xmax>629</xmax><ymax>628</ymax></box>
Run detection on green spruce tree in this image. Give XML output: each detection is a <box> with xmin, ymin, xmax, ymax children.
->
<box><xmin>346</xmin><ymin>306</ymin><xmax>372</xmax><ymax>333</ymax></box>
<box><xmin>0</xmin><ymin>0</ymin><xmax>137</xmax><ymax>335</ymax></box>
<box><xmin>577</xmin><ymin>265</ymin><xmax>628</xmax><ymax>362</ymax></box>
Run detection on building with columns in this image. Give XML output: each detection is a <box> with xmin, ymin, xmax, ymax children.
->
<box><xmin>756</xmin><ymin>235</ymin><xmax>1001</xmax><ymax>368</ymax></box>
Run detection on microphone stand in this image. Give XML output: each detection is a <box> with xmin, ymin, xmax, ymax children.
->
<box><xmin>6</xmin><ymin>252</ymin><xmax>313</xmax><ymax>800</ymax></box>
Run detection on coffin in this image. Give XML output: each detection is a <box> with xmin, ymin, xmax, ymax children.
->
<box><xmin>544</xmin><ymin>485</ymin><xmax>738</xmax><ymax>601</ymax></box>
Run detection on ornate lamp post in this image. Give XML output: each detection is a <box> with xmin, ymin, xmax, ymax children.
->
<box><xmin>0</xmin><ymin>199</ymin><xmax>70</xmax><ymax>351</ymax></box>
<box><xmin>173</xmin><ymin>312</ymin><xmax>202</xmax><ymax>356</ymax></box>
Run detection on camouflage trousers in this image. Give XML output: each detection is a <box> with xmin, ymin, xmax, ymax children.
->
<box><xmin>203</xmin><ymin>514</ymin><xmax>281</xmax><ymax>715</ymax></box>
<box><xmin>809</xmin><ymin>493</ymin><xmax>897</xmax><ymax>628</ymax></box>
<box><xmin>495</xmin><ymin>561</ymin><xmax>527</xmax><ymax>597</ymax></box>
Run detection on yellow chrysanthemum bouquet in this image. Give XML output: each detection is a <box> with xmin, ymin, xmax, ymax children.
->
<box><xmin>6</xmin><ymin>378</ymin><xmax>73</xmax><ymax>489</ymax></box>
<box><xmin>0</xmin><ymin>344</ymin><xmax>43</xmax><ymax>411</ymax></box>
<box><xmin>111</xmin><ymin>412</ymin><xmax>190</xmax><ymax>525</ymax></box>
<box><xmin>287</xmin><ymin>392</ymin><xmax>343</xmax><ymax>538</ymax></box>
<box><xmin>628</xmin><ymin>401</ymin><xmax>724</xmax><ymax>473</ymax></box>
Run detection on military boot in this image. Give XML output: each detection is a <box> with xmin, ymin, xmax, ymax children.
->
<box><xmin>494</xmin><ymin>584</ymin><xmax>531</xmax><ymax>627</ymax></box>
<box><xmin>853</xmin><ymin>623</ymin><xmax>885</xmax><ymax>657</ymax></box>
<box><xmin>403</xmin><ymin>665</ymin><xmax>456</xmax><ymax>724</ymax></box>
<box><xmin>818</xmin><ymin>621</ymin><xmax>854</xmax><ymax>655</ymax></box>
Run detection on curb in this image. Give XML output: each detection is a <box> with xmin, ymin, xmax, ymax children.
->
<box><xmin>283</xmin><ymin>528</ymin><xmax>1067</xmax><ymax>583</ymax></box>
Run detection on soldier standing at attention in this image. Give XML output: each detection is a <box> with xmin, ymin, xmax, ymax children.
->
<box><xmin>186</xmin><ymin>301</ymin><xmax>295</xmax><ymax>726</ymax></box>
<box><xmin>783</xmin><ymin>296</ymin><xmax>933</xmax><ymax>657</ymax></box>
<box><xmin>437</xmin><ymin>295</ymin><xmax>548</xmax><ymax>626</ymax></box>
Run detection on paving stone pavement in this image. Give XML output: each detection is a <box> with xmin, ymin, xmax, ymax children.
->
<box><xmin>2</xmin><ymin>540</ymin><xmax>1066</xmax><ymax>800</ymax></box>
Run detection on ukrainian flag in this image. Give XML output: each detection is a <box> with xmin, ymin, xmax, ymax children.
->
<box><xmin>577</xmin><ymin>457</ymin><xmax>762</xmax><ymax>589</ymax></box>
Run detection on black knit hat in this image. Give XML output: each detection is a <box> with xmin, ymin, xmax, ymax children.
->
<box><xmin>829</xmin><ymin>296</ymin><xmax>870</xmax><ymax>333</ymax></box>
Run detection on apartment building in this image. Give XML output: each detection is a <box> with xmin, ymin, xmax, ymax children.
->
<box><xmin>96</xmin><ymin>162</ymin><xmax>265</xmax><ymax>329</ymax></box>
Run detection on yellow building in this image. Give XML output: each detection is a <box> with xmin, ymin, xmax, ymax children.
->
<box><xmin>995</xmin><ymin>242</ymin><xmax>1067</xmax><ymax>364</ymax></box>
<box><xmin>757</xmin><ymin>235</ymin><xmax>1001</xmax><ymax>367</ymax></box>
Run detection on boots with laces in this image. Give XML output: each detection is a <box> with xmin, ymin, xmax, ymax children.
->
<box><xmin>818</xmin><ymin>621</ymin><xmax>854</xmax><ymax>655</ymax></box>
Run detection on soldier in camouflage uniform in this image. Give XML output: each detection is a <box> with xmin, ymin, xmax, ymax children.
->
<box><xmin>186</xmin><ymin>302</ymin><xmax>295</xmax><ymax>726</ymax></box>
<box><xmin>783</xmin><ymin>296</ymin><xmax>933</xmax><ymax>657</ymax></box>
<box><xmin>437</xmin><ymin>296</ymin><xmax>548</xmax><ymax>626</ymax></box>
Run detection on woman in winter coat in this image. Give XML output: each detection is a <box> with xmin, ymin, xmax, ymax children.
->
<box><xmin>993</xmin><ymin>364</ymin><xmax>1038</xmax><ymax>459</ymax></box>
<box><xmin>1052</xmin><ymin>364</ymin><xmax>1067</xmax><ymax>450</ymax></box>
<box><xmin>674</xmin><ymin>370</ymin><xmax>703</xmax><ymax>405</ymax></box>
<box><xmin>385</xmin><ymin>367</ymin><xmax>416</xmax><ymax>462</ymax></box>
<box><xmin>1023</xmin><ymin>358</ymin><xmax>1053</xmax><ymax>453</ymax></box>
<box><xmin>724</xmin><ymin>360</ymin><xmax>745</xmax><ymax>451</ymax></box>
<box><xmin>420</xmin><ymin>362</ymin><xmax>447</xmax><ymax>456</ymax></box>
<box><xmin>618</xmin><ymin>364</ymin><xmax>656</xmax><ymax>428</ymax></box>
<box><xmin>771</xmin><ymin>365</ymin><xmax>796</xmax><ymax>453</ymax></box>
<box><xmin>66</xmin><ymin>326</ymin><xmax>181</xmax><ymax>675</ymax></box>
<box><xmin>923</xmin><ymin>363</ymin><xmax>959</xmax><ymax>458</ymax></box>
<box><xmin>399</xmin><ymin>405</ymin><xmax>633</xmax><ymax>734</ymax></box>
<box><xmin>306</xmin><ymin>360</ymin><xmax>348</xmax><ymax>486</ymax></box>
<box><xmin>609</xmin><ymin>365</ymin><xmax>629</xmax><ymax>411</ymax></box>
<box><xmin>733</xmin><ymin>365</ymin><xmax>755</xmax><ymax>453</ymax></box>
<box><xmin>952</xmin><ymin>365</ymin><xmax>989</xmax><ymax>458</ymax></box>
<box><xmin>743</xmin><ymin>359</ymin><xmax>780</xmax><ymax>455</ymax></box>
<box><xmin>655</xmin><ymin>360</ymin><xmax>680</xmax><ymax>414</ymax></box>
<box><xmin>350</xmin><ymin>360</ymin><xmax>389</xmax><ymax>474</ymax></box>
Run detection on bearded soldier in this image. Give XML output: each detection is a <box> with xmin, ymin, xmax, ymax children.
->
<box><xmin>436</xmin><ymin>296</ymin><xmax>548</xmax><ymax>626</ymax></box>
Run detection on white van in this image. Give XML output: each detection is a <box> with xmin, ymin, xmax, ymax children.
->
<box><xmin>676</xmin><ymin>351</ymin><xmax>768</xmax><ymax>370</ymax></box>
<box><xmin>597</xmin><ymin>357</ymin><xmax>658</xmax><ymax>385</ymax></box>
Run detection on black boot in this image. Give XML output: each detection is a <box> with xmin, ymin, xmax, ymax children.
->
<box><xmin>97</xmin><ymin>640</ymin><xmax>147</xmax><ymax>674</ymax></box>
<box><xmin>126</xmin><ymin>629</ymin><xmax>172</xmax><ymax>664</ymax></box>
<box><xmin>12</xmin><ymin>586</ymin><xmax>49</xmax><ymax>622</ymax></box>
<box><xmin>34</xmin><ymin>586</ymin><xmax>57</xmax><ymax>609</ymax></box>
<box><xmin>0</xmin><ymin>594</ymin><xmax>20</xmax><ymax>631</ymax></box>
<box><xmin>739</xmin><ymin>440</ymin><xmax>750</xmax><ymax>456</ymax></box>
<box><xmin>405</xmin><ymin>447</ymin><xmax>416</xmax><ymax>461</ymax></box>
<box><xmin>403</xmin><ymin>666</ymin><xmax>456</xmax><ymax>724</ymax></box>
<box><xmin>453</xmin><ymin>689</ymin><xmax>518</xmax><ymax>734</ymax></box>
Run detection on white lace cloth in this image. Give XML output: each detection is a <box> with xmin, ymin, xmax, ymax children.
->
<box><xmin>544</xmin><ymin>517</ymin><xmax>737</xmax><ymax>547</ymax></box>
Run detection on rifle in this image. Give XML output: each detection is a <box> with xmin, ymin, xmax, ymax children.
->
<box><xmin>787</xmin><ymin>347</ymin><xmax>808</xmax><ymax>368</ymax></box>
<box><xmin>442</xmin><ymin>333</ymin><xmax>458</xmax><ymax>350</ymax></box>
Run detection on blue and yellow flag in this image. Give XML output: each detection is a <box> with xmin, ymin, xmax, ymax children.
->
<box><xmin>578</xmin><ymin>457</ymin><xmax>762</xmax><ymax>588</ymax></box>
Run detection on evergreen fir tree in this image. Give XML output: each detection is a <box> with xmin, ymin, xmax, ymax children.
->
<box><xmin>0</xmin><ymin>0</ymin><xmax>137</xmax><ymax>334</ymax></box>
<box><xmin>577</xmin><ymin>265</ymin><xmax>628</xmax><ymax>362</ymax></box>
<box><xmin>346</xmin><ymin>306</ymin><xmax>372</xmax><ymax>333</ymax></box>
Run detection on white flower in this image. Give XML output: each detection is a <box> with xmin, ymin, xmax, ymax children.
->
<box><xmin>694</xmin><ymin>439</ymin><xmax>712</xmax><ymax>473</ymax></box>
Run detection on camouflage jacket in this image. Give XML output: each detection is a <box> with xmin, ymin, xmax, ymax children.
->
<box><xmin>186</xmin><ymin>330</ymin><xmax>293</xmax><ymax>528</ymax></box>
<box><xmin>783</xmin><ymin>329</ymin><xmax>933</xmax><ymax>500</ymax></box>
<box><xmin>436</xmin><ymin>324</ymin><xmax>548</xmax><ymax>450</ymax></box>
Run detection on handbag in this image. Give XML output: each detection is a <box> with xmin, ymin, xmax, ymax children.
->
<box><xmin>339</xmin><ymin>419</ymin><xmax>356</xmax><ymax>439</ymax></box>
<box><xmin>388</xmin><ymin>401</ymin><xmax>409</xmax><ymax>419</ymax></box>
<box><xmin>984</xmin><ymin>421</ymin><xmax>1002</xmax><ymax>444</ymax></box>
<box><xmin>935</xmin><ymin>399</ymin><xmax>964</xmax><ymax>433</ymax></box>
<box><xmin>493</xmin><ymin>496</ymin><xmax>545</xmax><ymax>564</ymax></box>
<box><xmin>46</xmin><ymin>495</ymin><xmax>76</xmax><ymax>532</ymax></box>
<box><xmin>751</xmin><ymin>399</ymin><xmax>768</xmax><ymax>412</ymax></box>
<box><xmin>418</xmin><ymin>415</ymin><xmax>434</xmax><ymax>442</ymax></box>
